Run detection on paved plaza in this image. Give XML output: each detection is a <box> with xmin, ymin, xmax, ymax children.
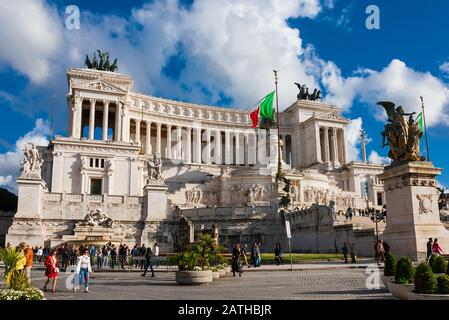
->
<box><xmin>20</xmin><ymin>266</ymin><xmax>392</xmax><ymax>300</ymax></box>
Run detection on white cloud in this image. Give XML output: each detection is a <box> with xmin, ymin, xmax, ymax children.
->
<box><xmin>0</xmin><ymin>0</ymin><xmax>63</xmax><ymax>83</ymax></box>
<box><xmin>368</xmin><ymin>150</ymin><xmax>390</xmax><ymax>165</ymax></box>
<box><xmin>322</xmin><ymin>59</ymin><xmax>449</xmax><ymax>127</ymax></box>
<box><xmin>440</xmin><ymin>61</ymin><xmax>449</xmax><ymax>77</ymax></box>
<box><xmin>345</xmin><ymin>117</ymin><xmax>362</xmax><ymax>161</ymax></box>
<box><xmin>0</xmin><ymin>119</ymin><xmax>49</xmax><ymax>193</ymax></box>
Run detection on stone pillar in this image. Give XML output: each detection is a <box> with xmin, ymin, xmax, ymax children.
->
<box><xmin>235</xmin><ymin>132</ymin><xmax>241</xmax><ymax>165</ymax></box>
<box><xmin>193</xmin><ymin>127</ymin><xmax>202</xmax><ymax>164</ymax></box>
<box><xmin>5</xmin><ymin>177</ymin><xmax>46</xmax><ymax>246</ymax></box>
<box><xmin>176</xmin><ymin>126</ymin><xmax>182</xmax><ymax>160</ymax></box>
<box><xmin>332</xmin><ymin>127</ymin><xmax>339</xmax><ymax>166</ymax></box>
<box><xmin>145</xmin><ymin>121</ymin><xmax>152</xmax><ymax>155</ymax></box>
<box><xmin>88</xmin><ymin>98</ymin><xmax>96</xmax><ymax>140</ymax></box>
<box><xmin>143</xmin><ymin>182</ymin><xmax>168</xmax><ymax>221</ymax></box>
<box><xmin>269</xmin><ymin>130</ymin><xmax>279</xmax><ymax>168</ymax></box>
<box><xmin>315</xmin><ymin>123</ymin><xmax>322</xmax><ymax>163</ymax></box>
<box><xmin>323</xmin><ymin>127</ymin><xmax>330</xmax><ymax>163</ymax></box>
<box><xmin>102</xmin><ymin>100</ymin><xmax>110</xmax><ymax>141</ymax></box>
<box><xmin>379</xmin><ymin>162</ymin><xmax>449</xmax><ymax>261</ymax></box>
<box><xmin>185</xmin><ymin>127</ymin><xmax>192</xmax><ymax>163</ymax></box>
<box><xmin>225</xmin><ymin>131</ymin><xmax>232</xmax><ymax>165</ymax></box>
<box><xmin>215</xmin><ymin>129</ymin><xmax>222</xmax><ymax>164</ymax></box>
<box><xmin>115</xmin><ymin>103</ymin><xmax>122</xmax><ymax>142</ymax></box>
<box><xmin>156</xmin><ymin>123</ymin><xmax>162</xmax><ymax>155</ymax></box>
<box><xmin>341</xmin><ymin>129</ymin><xmax>347</xmax><ymax>164</ymax></box>
<box><xmin>122</xmin><ymin>104</ymin><xmax>130</xmax><ymax>143</ymax></box>
<box><xmin>205</xmin><ymin>129</ymin><xmax>211</xmax><ymax>164</ymax></box>
<box><xmin>166</xmin><ymin>125</ymin><xmax>172</xmax><ymax>159</ymax></box>
<box><xmin>135</xmin><ymin>119</ymin><xmax>141</xmax><ymax>145</ymax></box>
<box><xmin>71</xmin><ymin>96</ymin><xmax>82</xmax><ymax>138</ymax></box>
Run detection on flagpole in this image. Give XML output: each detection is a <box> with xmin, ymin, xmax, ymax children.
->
<box><xmin>273</xmin><ymin>70</ymin><xmax>282</xmax><ymax>180</ymax></box>
<box><xmin>420</xmin><ymin>96</ymin><xmax>430</xmax><ymax>161</ymax></box>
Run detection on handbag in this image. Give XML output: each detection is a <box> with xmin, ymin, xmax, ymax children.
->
<box><xmin>54</xmin><ymin>267</ymin><xmax>60</xmax><ymax>273</ymax></box>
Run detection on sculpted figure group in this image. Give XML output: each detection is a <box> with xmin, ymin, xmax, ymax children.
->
<box><xmin>20</xmin><ymin>143</ymin><xmax>43</xmax><ymax>178</ymax></box>
<box><xmin>378</xmin><ymin>101</ymin><xmax>424</xmax><ymax>162</ymax></box>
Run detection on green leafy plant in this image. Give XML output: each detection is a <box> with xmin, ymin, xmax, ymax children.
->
<box><xmin>394</xmin><ymin>257</ymin><xmax>414</xmax><ymax>284</ymax></box>
<box><xmin>415</xmin><ymin>262</ymin><xmax>437</xmax><ymax>294</ymax></box>
<box><xmin>432</xmin><ymin>256</ymin><xmax>448</xmax><ymax>274</ymax></box>
<box><xmin>437</xmin><ymin>275</ymin><xmax>449</xmax><ymax>294</ymax></box>
<box><xmin>384</xmin><ymin>252</ymin><xmax>396</xmax><ymax>276</ymax></box>
<box><xmin>0</xmin><ymin>247</ymin><xmax>27</xmax><ymax>289</ymax></box>
<box><xmin>428</xmin><ymin>254</ymin><xmax>437</xmax><ymax>270</ymax></box>
<box><xmin>173</xmin><ymin>233</ymin><xmax>226</xmax><ymax>271</ymax></box>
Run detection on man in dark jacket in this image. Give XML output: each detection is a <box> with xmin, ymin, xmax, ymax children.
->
<box><xmin>427</xmin><ymin>238</ymin><xmax>433</xmax><ymax>260</ymax></box>
<box><xmin>141</xmin><ymin>246</ymin><xmax>155</xmax><ymax>277</ymax></box>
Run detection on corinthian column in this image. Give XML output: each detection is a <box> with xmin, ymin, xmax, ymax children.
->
<box><xmin>156</xmin><ymin>123</ymin><xmax>161</xmax><ymax>155</ymax></box>
<box><xmin>145</xmin><ymin>121</ymin><xmax>152</xmax><ymax>155</ymax></box>
<box><xmin>88</xmin><ymin>99</ymin><xmax>96</xmax><ymax>140</ymax></box>
<box><xmin>332</xmin><ymin>127</ymin><xmax>340</xmax><ymax>166</ymax></box>
<box><xmin>102</xmin><ymin>100</ymin><xmax>110</xmax><ymax>141</ymax></box>
<box><xmin>324</xmin><ymin>127</ymin><xmax>330</xmax><ymax>163</ymax></box>
<box><xmin>135</xmin><ymin>119</ymin><xmax>141</xmax><ymax>145</ymax></box>
<box><xmin>166</xmin><ymin>125</ymin><xmax>172</xmax><ymax>159</ymax></box>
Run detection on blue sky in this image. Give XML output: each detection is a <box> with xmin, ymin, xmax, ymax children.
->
<box><xmin>1</xmin><ymin>0</ymin><xmax>449</xmax><ymax>191</ymax></box>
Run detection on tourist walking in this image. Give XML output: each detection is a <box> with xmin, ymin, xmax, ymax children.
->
<box><xmin>96</xmin><ymin>247</ymin><xmax>102</xmax><ymax>270</ymax></box>
<box><xmin>241</xmin><ymin>244</ymin><xmax>250</xmax><ymax>268</ymax></box>
<box><xmin>141</xmin><ymin>245</ymin><xmax>155</xmax><ymax>277</ymax></box>
<box><xmin>349</xmin><ymin>243</ymin><xmax>357</xmax><ymax>263</ymax></box>
<box><xmin>232</xmin><ymin>243</ymin><xmax>243</xmax><ymax>277</ymax></box>
<box><xmin>252</xmin><ymin>242</ymin><xmax>261</xmax><ymax>267</ymax></box>
<box><xmin>427</xmin><ymin>238</ymin><xmax>433</xmax><ymax>260</ymax></box>
<box><xmin>75</xmin><ymin>249</ymin><xmax>92</xmax><ymax>292</ymax></box>
<box><xmin>110</xmin><ymin>245</ymin><xmax>117</xmax><ymax>269</ymax></box>
<box><xmin>139</xmin><ymin>244</ymin><xmax>147</xmax><ymax>269</ymax></box>
<box><xmin>36</xmin><ymin>246</ymin><xmax>43</xmax><ymax>264</ymax></box>
<box><xmin>89</xmin><ymin>244</ymin><xmax>96</xmax><ymax>266</ymax></box>
<box><xmin>43</xmin><ymin>249</ymin><xmax>59</xmax><ymax>293</ymax></box>
<box><xmin>20</xmin><ymin>243</ymin><xmax>34</xmax><ymax>284</ymax></box>
<box><xmin>152</xmin><ymin>242</ymin><xmax>160</xmax><ymax>267</ymax></box>
<box><xmin>274</xmin><ymin>242</ymin><xmax>284</xmax><ymax>265</ymax></box>
<box><xmin>432</xmin><ymin>238</ymin><xmax>444</xmax><ymax>255</ymax></box>
<box><xmin>342</xmin><ymin>242</ymin><xmax>349</xmax><ymax>263</ymax></box>
<box><xmin>376</xmin><ymin>240</ymin><xmax>385</xmax><ymax>265</ymax></box>
<box><xmin>101</xmin><ymin>245</ymin><xmax>109</xmax><ymax>268</ymax></box>
<box><xmin>119</xmin><ymin>244</ymin><xmax>127</xmax><ymax>269</ymax></box>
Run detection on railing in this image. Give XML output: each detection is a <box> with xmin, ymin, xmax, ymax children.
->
<box><xmin>32</xmin><ymin>254</ymin><xmax>176</xmax><ymax>272</ymax></box>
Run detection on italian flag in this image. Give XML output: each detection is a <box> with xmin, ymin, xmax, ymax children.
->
<box><xmin>250</xmin><ymin>91</ymin><xmax>275</xmax><ymax>128</ymax></box>
<box><xmin>417</xmin><ymin>112</ymin><xmax>424</xmax><ymax>131</ymax></box>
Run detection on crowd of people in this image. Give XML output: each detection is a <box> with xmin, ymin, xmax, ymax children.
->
<box><xmin>341</xmin><ymin>205</ymin><xmax>387</xmax><ymax>222</ymax></box>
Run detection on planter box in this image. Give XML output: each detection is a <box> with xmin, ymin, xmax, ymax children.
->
<box><xmin>218</xmin><ymin>269</ymin><xmax>226</xmax><ymax>277</ymax></box>
<box><xmin>387</xmin><ymin>281</ymin><xmax>414</xmax><ymax>300</ymax></box>
<box><xmin>175</xmin><ymin>270</ymin><xmax>213</xmax><ymax>285</ymax></box>
<box><xmin>212</xmin><ymin>271</ymin><xmax>220</xmax><ymax>280</ymax></box>
<box><xmin>381</xmin><ymin>276</ymin><xmax>394</xmax><ymax>290</ymax></box>
<box><xmin>408</xmin><ymin>291</ymin><xmax>449</xmax><ymax>300</ymax></box>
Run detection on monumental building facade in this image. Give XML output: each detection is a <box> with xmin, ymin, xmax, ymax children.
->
<box><xmin>2</xmin><ymin>68</ymin><xmax>386</xmax><ymax>253</ymax></box>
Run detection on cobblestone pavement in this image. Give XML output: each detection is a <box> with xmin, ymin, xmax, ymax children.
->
<box><xmin>25</xmin><ymin>267</ymin><xmax>392</xmax><ymax>300</ymax></box>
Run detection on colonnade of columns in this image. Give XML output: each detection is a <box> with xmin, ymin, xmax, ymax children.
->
<box><xmin>319</xmin><ymin>126</ymin><xmax>346</xmax><ymax>165</ymax></box>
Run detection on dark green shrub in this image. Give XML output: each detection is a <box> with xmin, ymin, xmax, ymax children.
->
<box><xmin>432</xmin><ymin>256</ymin><xmax>448</xmax><ymax>274</ymax></box>
<box><xmin>384</xmin><ymin>253</ymin><xmax>396</xmax><ymax>276</ymax></box>
<box><xmin>428</xmin><ymin>254</ymin><xmax>437</xmax><ymax>270</ymax></box>
<box><xmin>415</xmin><ymin>262</ymin><xmax>437</xmax><ymax>294</ymax></box>
<box><xmin>395</xmin><ymin>257</ymin><xmax>414</xmax><ymax>284</ymax></box>
<box><xmin>437</xmin><ymin>275</ymin><xmax>449</xmax><ymax>294</ymax></box>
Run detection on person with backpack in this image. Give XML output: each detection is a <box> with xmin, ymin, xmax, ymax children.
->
<box><xmin>141</xmin><ymin>245</ymin><xmax>155</xmax><ymax>277</ymax></box>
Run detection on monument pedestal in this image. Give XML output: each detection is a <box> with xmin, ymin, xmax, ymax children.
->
<box><xmin>6</xmin><ymin>177</ymin><xmax>46</xmax><ymax>246</ymax></box>
<box><xmin>379</xmin><ymin>161</ymin><xmax>449</xmax><ymax>261</ymax></box>
<box><xmin>61</xmin><ymin>226</ymin><xmax>122</xmax><ymax>246</ymax></box>
<box><xmin>143</xmin><ymin>182</ymin><xmax>169</xmax><ymax>221</ymax></box>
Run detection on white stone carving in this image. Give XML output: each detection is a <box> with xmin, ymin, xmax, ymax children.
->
<box><xmin>186</xmin><ymin>186</ymin><xmax>202</xmax><ymax>205</ymax></box>
<box><xmin>76</xmin><ymin>209</ymin><xmax>114</xmax><ymax>228</ymax></box>
<box><xmin>147</xmin><ymin>153</ymin><xmax>164</xmax><ymax>182</ymax></box>
<box><xmin>417</xmin><ymin>194</ymin><xmax>433</xmax><ymax>214</ymax></box>
<box><xmin>20</xmin><ymin>143</ymin><xmax>43</xmax><ymax>179</ymax></box>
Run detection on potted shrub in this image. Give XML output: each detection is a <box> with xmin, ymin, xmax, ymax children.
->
<box><xmin>437</xmin><ymin>275</ymin><xmax>449</xmax><ymax>294</ymax></box>
<box><xmin>382</xmin><ymin>253</ymin><xmax>396</xmax><ymax>289</ymax></box>
<box><xmin>174</xmin><ymin>234</ymin><xmax>220</xmax><ymax>285</ymax></box>
<box><xmin>387</xmin><ymin>257</ymin><xmax>415</xmax><ymax>300</ymax></box>
<box><xmin>0</xmin><ymin>247</ymin><xmax>44</xmax><ymax>300</ymax></box>
<box><xmin>428</xmin><ymin>254</ymin><xmax>437</xmax><ymax>270</ymax></box>
<box><xmin>432</xmin><ymin>256</ymin><xmax>448</xmax><ymax>275</ymax></box>
<box><xmin>407</xmin><ymin>262</ymin><xmax>443</xmax><ymax>300</ymax></box>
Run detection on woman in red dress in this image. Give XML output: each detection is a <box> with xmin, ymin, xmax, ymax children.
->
<box><xmin>43</xmin><ymin>249</ymin><xmax>59</xmax><ymax>293</ymax></box>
